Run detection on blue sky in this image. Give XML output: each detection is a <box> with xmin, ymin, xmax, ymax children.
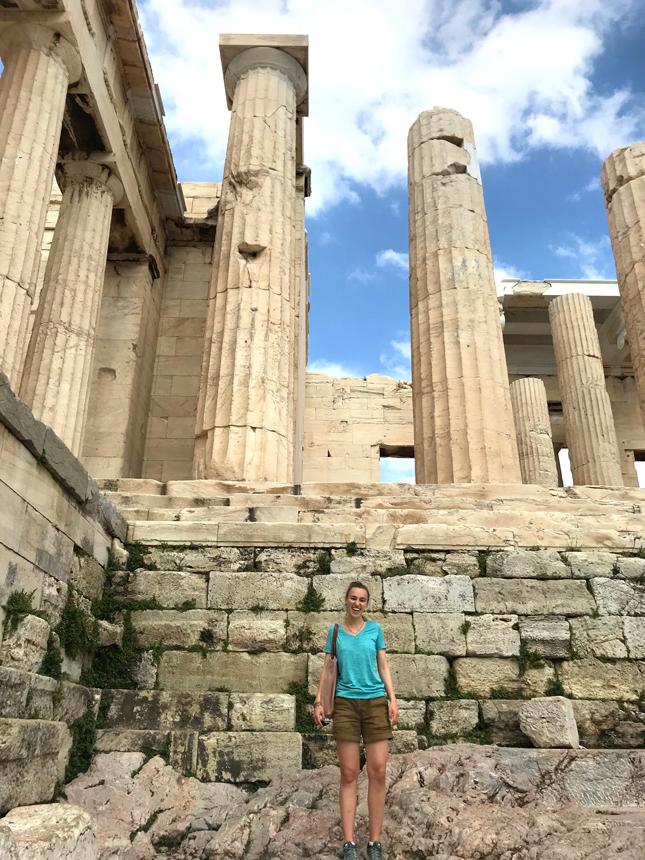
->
<box><xmin>138</xmin><ymin>0</ymin><xmax>645</xmax><ymax>386</ymax></box>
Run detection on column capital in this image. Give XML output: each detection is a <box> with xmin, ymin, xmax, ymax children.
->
<box><xmin>0</xmin><ymin>22</ymin><xmax>81</xmax><ymax>83</ymax></box>
<box><xmin>59</xmin><ymin>159</ymin><xmax>124</xmax><ymax>205</ymax></box>
<box><xmin>220</xmin><ymin>36</ymin><xmax>308</xmax><ymax>115</ymax></box>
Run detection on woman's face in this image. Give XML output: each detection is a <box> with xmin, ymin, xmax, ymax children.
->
<box><xmin>345</xmin><ymin>587</ymin><xmax>369</xmax><ymax>618</ymax></box>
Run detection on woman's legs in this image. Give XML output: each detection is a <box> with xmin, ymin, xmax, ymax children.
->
<box><xmin>337</xmin><ymin>739</ymin><xmax>361</xmax><ymax>842</ymax></box>
<box><xmin>365</xmin><ymin>739</ymin><xmax>389</xmax><ymax>842</ymax></box>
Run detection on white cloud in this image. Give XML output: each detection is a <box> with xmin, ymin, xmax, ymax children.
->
<box><xmin>380</xmin><ymin>337</ymin><xmax>411</xmax><ymax>380</ymax></box>
<box><xmin>494</xmin><ymin>258</ymin><xmax>528</xmax><ymax>284</ymax></box>
<box><xmin>376</xmin><ymin>249</ymin><xmax>409</xmax><ymax>272</ymax></box>
<box><xmin>347</xmin><ymin>267</ymin><xmax>376</xmax><ymax>283</ymax></box>
<box><xmin>138</xmin><ymin>0</ymin><xmax>643</xmax><ymax>215</ymax></box>
<box><xmin>307</xmin><ymin>359</ymin><xmax>362</xmax><ymax>378</ymax></box>
<box><xmin>567</xmin><ymin>175</ymin><xmax>602</xmax><ymax>201</ymax></box>
<box><xmin>550</xmin><ymin>234</ymin><xmax>616</xmax><ymax>279</ymax></box>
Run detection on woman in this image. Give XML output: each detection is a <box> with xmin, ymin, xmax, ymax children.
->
<box><xmin>313</xmin><ymin>580</ymin><xmax>399</xmax><ymax>860</ymax></box>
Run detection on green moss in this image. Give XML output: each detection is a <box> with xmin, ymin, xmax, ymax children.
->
<box><xmin>381</xmin><ymin>565</ymin><xmax>409</xmax><ymax>577</ymax></box>
<box><xmin>92</xmin><ymin>593</ymin><xmax>161</xmax><ymax>621</ymax></box>
<box><xmin>57</xmin><ymin>592</ymin><xmax>98</xmax><ymax>660</ymax></box>
<box><xmin>3</xmin><ymin>590</ymin><xmax>43</xmax><ymax>633</ymax></box>
<box><xmin>65</xmin><ymin>709</ymin><xmax>97</xmax><ymax>783</ymax></box>
<box><xmin>444</xmin><ymin>665</ymin><xmax>469</xmax><ymax>700</ymax></box>
<box><xmin>287</xmin><ymin>625</ymin><xmax>314</xmax><ymax>652</ymax></box>
<box><xmin>316</xmin><ymin>550</ymin><xmax>331</xmax><ymax>575</ymax></box>
<box><xmin>345</xmin><ymin>541</ymin><xmax>359</xmax><ymax>557</ymax></box>
<box><xmin>489</xmin><ymin>687</ymin><xmax>526</xmax><ymax>700</ymax></box>
<box><xmin>460</xmin><ymin>620</ymin><xmax>471</xmax><ymax>636</ymax></box>
<box><xmin>477</xmin><ymin>551</ymin><xmax>490</xmax><ymax>577</ymax></box>
<box><xmin>287</xmin><ymin>680</ymin><xmax>321</xmax><ymax>734</ymax></box>
<box><xmin>545</xmin><ymin>677</ymin><xmax>565</xmax><ymax>697</ymax></box>
<box><xmin>83</xmin><ymin>612</ymin><xmax>137</xmax><ymax>689</ymax></box>
<box><xmin>179</xmin><ymin>599</ymin><xmax>196</xmax><ymax>612</ymax></box>
<box><xmin>249</xmin><ymin>605</ymin><xmax>265</xmax><ymax>614</ymax></box>
<box><xmin>126</xmin><ymin>542</ymin><xmax>157</xmax><ymax>572</ymax></box>
<box><xmin>153</xmin><ymin>830</ymin><xmax>189</xmax><ymax>849</ymax></box>
<box><xmin>39</xmin><ymin>632</ymin><xmax>62</xmax><ymax>680</ymax></box>
<box><xmin>518</xmin><ymin>642</ymin><xmax>544</xmax><ymax>676</ymax></box>
<box><xmin>96</xmin><ymin>691</ymin><xmax>113</xmax><ymax>729</ymax></box>
<box><xmin>296</xmin><ymin>580</ymin><xmax>325</xmax><ymax>613</ymax></box>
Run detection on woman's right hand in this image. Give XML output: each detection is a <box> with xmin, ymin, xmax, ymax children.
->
<box><xmin>312</xmin><ymin>701</ymin><xmax>325</xmax><ymax>727</ymax></box>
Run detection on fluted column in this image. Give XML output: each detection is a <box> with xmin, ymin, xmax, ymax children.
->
<box><xmin>510</xmin><ymin>377</ymin><xmax>558</xmax><ymax>486</ymax></box>
<box><xmin>0</xmin><ymin>23</ymin><xmax>81</xmax><ymax>387</ymax></box>
<box><xmin>602</xmin><ymin>143</ymin><xmax>645</xmax><ymax>426</ymax></box>
<box><xmin>408</xmin><ymin>107</ymin><xmax>521</xmax><ymax>483</ymax></box>
<box><xmin>20</xmin><ymin>161</ymin><xmax>122</xmax><ymax>455</ymax></box>
<box><xmin>195</xmin><ymin>46</ymin><xmax>307</xmax><ymax>481</ymax></box>
<box><xmin>549</xmin><ymin>293</ymin><xmax>623</xmax><ymax>486</ymax></box>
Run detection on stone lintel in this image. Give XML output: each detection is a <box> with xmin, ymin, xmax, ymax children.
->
<box><xmin>219</xmin><ymin>33</ymin><xmax>309</xmax><ymax>115</ymax></box>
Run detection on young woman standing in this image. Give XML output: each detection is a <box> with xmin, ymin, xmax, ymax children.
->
<box><xmin>313</xmin><ymin>581</ymin><xmax>399</xmax><ymax>860</ymax></box>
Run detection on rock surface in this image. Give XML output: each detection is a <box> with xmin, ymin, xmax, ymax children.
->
<box><xmin>519</xmin><ymin>696</ymin><xmax>580</xmax><ymax>748</ymax></box>
<box><xmin>2</xmin><ymin>803</ymin><xmax>96</xmax><ymax>860</ymax></box>
<box><xmin>64</xmin><ymin>746</ymin><xmax>645</xmax><ymax>859</ymax></box>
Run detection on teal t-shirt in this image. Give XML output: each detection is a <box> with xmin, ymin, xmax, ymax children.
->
<box><xmin>324</xmin><ymin>620</ymin><xmax>386</xmax><ymax>699</ymax></box>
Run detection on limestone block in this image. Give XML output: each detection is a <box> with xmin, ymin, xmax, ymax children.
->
<box><xmin>312</xmin><ymin>574</ymin><xmax>383</xmax><ymax>611</ymax></box>
<box><xmin>158</xmin><ymin>651</ymin><xmax>307</xmax><ymax>694</ymax></box>
<box><xmin>519</xmin><ymin>617</ymin><xmax>571</xmax><ymax>658</ymax></box>
<box><xmin>384</xmin><ymin>575</ymin><xmax>474</xmax><ymax>613</ymax></box>
<box><xmin>453</xmin><ymin>658</ymin><xmax>555</xmax><ymax>698</ymax></box>
<box><xmin>0</xmin><ymin>718</ymin><xmax>71</xmax><ymax>813</ymax></box>
<box><xmin>0</xmin><ymin>666</ymin><xmax>31</xmax><ymax>717</ymax></box>
<box><xmin>571</xmin><ymin>699</ymin><xmax>645</xmax><ymax>748</ymax></box>
<box><xmin>569</xmin><ymin>617</ymin><xmax>627</xmax><ymax>659</ymax></box>
<box><xmin>97</xmin><ymin>619</ymin><xmax>122</xmax><ymax>647</ymax></box>
<box><xmin>132</xmin><ymin>652</ymin><xmax>157</xmax><ymax>690</ymax></box>
<box><xmin>413</xmin><ymin>612</ymin><xmax>466</xmax><ymax>656</ymax></box>
<box><xmin>615</xmin><ymin>556</ymin><xmax>645</xmax><ymax>580</ymax></box>
<box><xmin>397</xmin><ymin>699</ymin><xmax>427</xmax><ymax>731</ymax></box>
<box><xmin>115</xmin><ymin>570</ymin><xmax>208</xmax><ymax>608</ymax></box>
<box><xmin>131</xmin><ymin>609</ymin><xmax>227</xmax><ymax>650</ymax></box>
<box><xmin>144</xmin><ymin>545</ymin><xmax>252</xmax><ymax>572</ymax></box>
<box><xmin>52</xmin><ymin>682</ymin><xmax>100</xmax><ymax>726</ymax></box>
<box><xmin>2</xmin><ymin>803</ymin><xmax>96</xmax><ymax>859</ymax></box>
<box><xmin>479</xmin><ymin>700</ymin><xmax>526</xmax><ymax>746</ymax></box>
<box><xmin>228</xmin><ymin>694</ymin><xmax>295</xmax><ymax>731</ymax></box>
<box><xmin>196</xmin><ymin>732</ymin><xmax>302</xmax><ymax>782</ymax></box>
<box><xmin>487</xmin><ymin>549</ymin><xmax>569</xmax><ymax>579</ymax></box>
<box><xmin>330</xmin><ymin>549</ymin><xmax>406</xmax><ymax>575</ymax></box>
<box><xmin>208</xmin><ymin>571</ymin><xmax>308</xmax><ymax>610</ymax></box>
<box><xmin>466</xmin><ymin>615</ymin><xmax>520</xmax><ymax>657</ymax></box>
<box><xmin>390</xmin><ymin>730</ymin><xmax>419</xmax><ymax>753</ymax></box>
<box><xmin>559</xmin><ymin>658</ymin><xmax>645</xmax><ymax>700</ymax></box>
<box><xmin>428</xmin><ymin>700</ymin><xmax>479</xmax><ymax>737</ymax></box>
<box><xmin>590</xmin><ymin>577</ymin><xmax>645</xmax><ymax>615</ymax></box>
<box><xmin>0</xmin><ymin>614</ymin><xmax>49</xmax><ymax>673</ymax></box>
<box><xmin>302</xmin><ymin>734</ymin><xmax>338</xmax><ymax>768</ymax></box>
<box><xmin>228</xmin><ymin>610</ymin><xmax>286</xmax><ymax>651</ymax></box>
<box><xmin>0</xmin><ymin>826</ymin><xmax>17</xmax><ymax>859</ymax></box>
<box><xmin>442</xmin><ymin>552</ymin><xmax>480</xmax><ymax>578</ymax></box>
<box><xmin>387</xmin><ymin>654</ymin><xmax>448</xmax><ymax>698</ymax></box>
<box><xmin>519</xmin><ymin>697</ymin><xmax>579</xmax><ymax>748</ymax></box>
<box><xmin>565</xmin><ymin>552</ymin><xmax>617</xmax><ymax>579</ymax></box>
<box><xmin>95</xmin><ymin>729</ymin><xmax>197</xmax><ymax>774</ymax></box>
<box><xmin>40</xmin><ymin>575</ymin><xmax>68</xmax><ymax>627</ymax></box>
<box><xmin>69</xmin><ymin>555</ymin><xmax>104</xmax><ymax>601</ymax></box>
<box><xmin>474</xmin><ymin>579</ymin><xmax>594</xmax><ymax>616</ymax></box>
<box><xmin>623</xmin><ymin>617</ymin><xmax>645</xmax><ymax>658</ymax></box>
<box><xmin>254</xmin><ymin>548</ymin><xmax>320</xmax><ymax>573</ymax></box>
<box><xmin>25</xmin><ymin>674</ymin><xmax>57</xmax><ymax>720</ymax></box>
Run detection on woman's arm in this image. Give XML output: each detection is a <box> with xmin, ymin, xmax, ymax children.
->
<box><xmin>312</xmin><ymin>652</ymin><xmax>333</xmax><ymax>726</ymax></box>
<box><xmin>377</xmin><ymin>649</ymin><xmax>399</xmax><ymax>726</ymax></box>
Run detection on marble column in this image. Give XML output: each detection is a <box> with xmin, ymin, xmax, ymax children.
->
<box><xmin>292</xmin><ymin>170</ymin><xmax>309</xmax><ymax>489</ymax></box>
<box><xmin>549</xmin><ymin>293</ymin><xmax>623</xmax><ymax>486</ymax></box>
<box><xmin>0</xmin><ymin>23</ymin><xmax>81</xmax><ymax>387</ymax></box>
<box><xmin>408</xmin><ymin>107</ymin><xmax>521</xmax><ymax>483</ymax></box>
<box><xmin>510</xmin><ymin>377</ymin><xmax>558</xmax><ymax>487</ymax></box>
<box><xmin>602</xmin><ymin>143</ymin><xmax>645</xmax><ymax>427</ymax></box>
<box><xmin>20</xmin><ymin>161</ymin><xmax>122</xmax><ymax>455</ymax></box>
<box><xmin>195</xmin><ymin>46</ymin><xmax>307</xmax><ymax>481</ymax></box>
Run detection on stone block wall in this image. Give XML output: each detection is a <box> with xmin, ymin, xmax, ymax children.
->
<box><xmin>0</xmin><ymin>373</ymin><xmax>128</xmax><ymax>811</ymax></box>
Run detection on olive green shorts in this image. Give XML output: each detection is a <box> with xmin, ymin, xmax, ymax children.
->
<box><xmin>332</xmin><ymin>696</ymin><xmax>393</xmax><ymax>744</ymax></box>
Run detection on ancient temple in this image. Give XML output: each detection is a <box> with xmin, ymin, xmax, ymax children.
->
<box><xmin>1</xmin><ymin>2</ymin><xmax>645</xmax><ymax>855</ymax></box>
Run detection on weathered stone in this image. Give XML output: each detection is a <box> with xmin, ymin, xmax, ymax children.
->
<box><xmin>95</xmin><ymin>728</ymin><xmax>198</xmax><ymax>774</ymax></box>
<box><xmin>474</xmin><ymin>578</ymin><xmax>594</xmax><ymax>616</ymax></box>
<box><xmin>312</xmin><ymin>574</ymin><xmax>383</xmax><ymax>610</ymax></box>
<box><xmin>52</xmin><ymin>682</ymin><xmax>100</xmax><ymax>725</ymax></box>
<box><xmin>196</xmin><ymin>732</ymin><xmax>302</xmax><ymax>782</ymax></box>
<box><xmin>570</xmin><ymin>616</ymin><xmax>627</xmax><ymax>659</ymax></box>
<box><xmin>0</xmin><ymin>825</ymin><xmax>17</xmax><ymax>860</ymax></box>
<box><xmin>519</xmin><ymin>616</ymin><xmax>571</xmax><ymax>658</ymax></box>
<box><xmin>229</xmin><ymin>694</ymin><xmax>295</xmax><ymax>731</ymax></box>
<box><xmin>442</xmin><ymin>552</ymin><xmax>480</xmax><ymax>578</ymax></box>
<box><xmin>390</xmin><ymin>730</ymin><xmax>419</xmax><ymax>753</ymax></box>
<box><xmin>0</xmin><ymin>666</ymin><xmax>31</xmax><ymax>717</ymax></box>
<box><xmin>159</xmin><ymin>651</ymin><xmax>307</xmax><ymax>693</ymax></box>
<box><xmin>453</xmin><ymin>658</ymin><xmax>555</xmax><ymax>698</ymax></box>
<box><xmin>228</xmin><ymin>610</ymin><xmax>286</xmax><ymax>651</ymax></box>
<box><xmin>70</xmin><ymin>554</ymin><xmax>105</xmax><ymax>601</ymax></box>
<box><xmin>384</xmin><ymin>575</ymin><xmax>474</xmax><ymax>613</ymax></box>
<box><xmin>302</xmin><ymin>733</ymin><xmax>337</xmax><ymax>768</ymax></box>
<box><xmin>40</xmin><ymin>575</ymin><xmax>68</xmax><ymax>627</ymax></box>
<box><xmin>0</xmin><ymin>718</ymin><xmax>71</xmax><ymax>813</ymax></box>
<box><xmin>103</xmin><ymin>690</ymin><xmax>228</xmax><ymax>732</ymax></box>
<box><xmin>591</xmin><ymin>577</ymin><xmax>645</xmax><ymax>615</ymax></box>
<box><xmin>405</xmin><ymin>553</ymin><xmax>444</xmax><ymax>576</ymax></box>
<box><xmin>479</xmin><ymin>699</ymin><xmax>527</xmax><ymax>745</ymax></box>
<box><xmin>131</xmin><ymin>609</ymin><xmax>227</xmax><ymax>649</ymax></box>
<box><xmin>388</xmin><ymin>654</ymin><xmax>448</xmax><ymax>698</ymax></box>
<box><xmin>208</xmin><ymin>571</ymin><xmax>308</xmax><ymax>610</ymax></box>
<box><xmin>565</xmin><ymin>551</ymin><xmax>617</xmax><ymax>579</ymax></box>
<box><xmin>110</xmin><ymin>538</ymin><xmax>129</xmax><ymax>570</ymax></box>
<box><xmin>116</xmin><ymin>570</ymin><xmax>208</xmax><ymax>608</ymax></box>
<box><xmin>0</xmin><ymin>613</ymin><xmax>49</xmax><ymax>673</ymax></box>
<box><xmin>330</xmin><ymin>548</ymin><xmax>405</xmax><ymax>575</ymax></box>
<box><xmin>131</xmin><ymin>651</ymin><xmax>157</xmax><ymax>690</ymax></box>
<box><xmin>559</xmin><ymin>658</ymin><xmax>645</xmax><ymax>701</ymax></box>
<box><xmin>428</xmin><ymin>700</ymin><xmax>479</xmax><ymax>737</ymax></box>
<box><xmin>624</xmin><ymin>617</ymin><xmax>645</xmax><ymax>658</ymax></box>
<box><xmin>414</xmin><ymin>612</ymin><xmax>466</xmax><ymax>656</ymax></box>
<box><xmin>96</xmin><ymin>619</ymin><xmax>122</xmax><ymax>647</ymax></box>
<box><xmin>2</xmin><ymin>803</ymin><xmax>97</xmax><ymax>859</ymax></box>
<box><xmin>519</xmin><ymin>697</ymin><xmax>579</xmax><ymax>748</ymax></box>
<box><xmin>143</xmin><ymin>545</ymin><xmax>252</xmax><ymax>572</ymax></box>
<box><xmin>397</xmin><ymin>699</ymin><xmax>427</xmax><ymax>731</ymax></box>
<box><xmin>254</xmin><ymin>548</ymin><xmax>319</xmax><ymax>573</ymax></box>
<box><xmin>466</xmin><ymin>614</ymin><xmax>520</xmax><ymax>657</ymax></box>
<box><xmin>571</xmin><ymin>699</ymin><xmax>645</xmax><ymax>748</ymax></box>
<box><xmin>25</xmin><ymin>674</ymin><xmax>57</xmax><ymax>720</ymax></box>
<box><xmin>510</xmin><ymin>377</ymin><xmax>559</xmax><ymax>487</ymax></box>
<box><xmin>615</xmin><ymin>556</ymin><xmax>645</xmax><ymax>580</ymax></box>
<box><xmin>487</xmin><ymin>549</ymin><xmax>569</xmax><ymax>579</ymax></box>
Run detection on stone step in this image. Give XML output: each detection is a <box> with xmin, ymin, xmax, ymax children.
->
<box><xmin>128</xmin><ymin>520</ymin><xmax>364</xmax><ymax>546</ymax></box>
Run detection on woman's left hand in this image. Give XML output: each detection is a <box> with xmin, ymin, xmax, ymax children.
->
<box><xmin>388</xmin><ymin>698</ymin><xmax>399</xmax><ymax>728</ymax></box>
